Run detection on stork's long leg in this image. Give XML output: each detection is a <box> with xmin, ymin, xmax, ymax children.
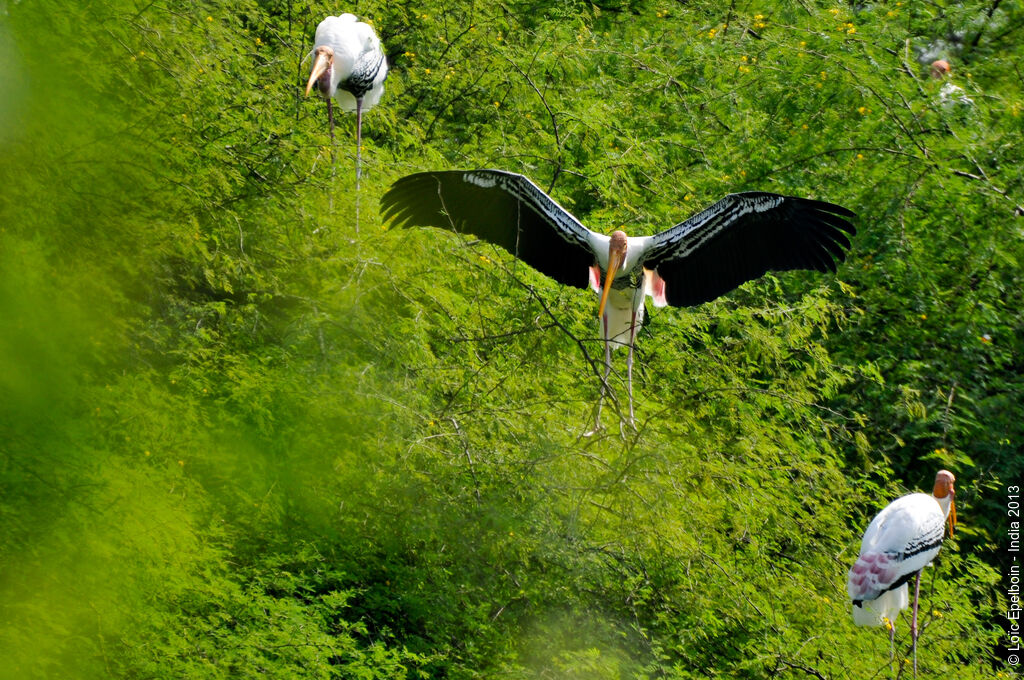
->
<box><xmin>327</xmin><ymin>98</ymin><xmax>336</xmax><ymax>213</ymax></box>
<box><xmin>356</xmin><ymin>96</ymin><xmax>364</xmax><ymax>183</ymax></box>
<box><xmin>626</xmin><ymin>311</ymin><xmax>638</xmax><ymax>428</ymax></box>
<box><xmin>888</xmin><ymin>618</ymin><xmax>896</xmax><ymax>679</ymax></box>
<box><xmin>911</xmin><ymin>570</ymin><xmax>922</xmax><ymax>678</ymax></box>
<box><xmin>354</xmin><ymin>96</ymin><xmax>363</xmax><ymax>234</ymax></box>
<box><xmin>327</xmin><ymin>98</ymin><xmax>336</xmax><ymax>155</ymax></box>
<box><xmin>591</xmin><ymin>315</ymin><xmax>612</xmax><ymax>432</ymax></box>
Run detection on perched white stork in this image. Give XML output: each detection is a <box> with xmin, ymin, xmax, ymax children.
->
<box><xmin>380</xmin><ymin>170</ymin><xmax>855</xmax><ymax>430</ymax></box>
<box><xmin>848</xmin><ymin>470</ymin><xmax>957</xmax><ymax>676</ymax></box>
<box><xmin>305</xmin><ymin>14</ymin><xmax>388</xmax><ymax>180</ymax></box>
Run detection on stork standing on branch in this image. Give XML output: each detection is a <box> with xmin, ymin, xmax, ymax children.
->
<box><xmin>380</xmin><ymin>170</ymin><xmax>855</xmax><ymax>431</ymax></box>
<box><xmin>305</xmin><ymin>14</ymin><xmax>388</xmax><ymax>186</ymax></box>
<box><xmin>848</xmin><ymin>470</ymin><xmax>957</xmax><ymax>678</ymax></box>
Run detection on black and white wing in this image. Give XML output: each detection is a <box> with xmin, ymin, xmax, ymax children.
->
<box><xmin>349</xmin><ymin>49</ymin><xmax>387</xmax><ymax>98</ymax></box>
<box><xmin>641</xmin><ymin>192</ymin><xmax>856</xmax><ymax>307</ymax></box>
<box><xmin>848</xmin><ymin>493</ymin><xmax>945</xmax><ymax>605</ymax></box>
<box><xmin>380</xmin><ymin>170</ymin><xmax>602</xmax><ymax>289</ymax></box>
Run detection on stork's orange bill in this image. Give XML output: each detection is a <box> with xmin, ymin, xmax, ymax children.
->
<box><xmin>598</xmin><ymin>231</ymin><xmax>629</xmax><ymax>319</ymax></box>
<box><xmin>597</xmin><ymin>249</ymin><xmax>621</xmax><ymax>319</ymax></box>
<box><xmin>948</xmin><ymin>496</ymin><xmax>956</xmax><ymax>537</ymax></box>
<box><xmin>305</xmin><ymin>49</ymin><xmax>331</xmax><ymax>96</ymax></box>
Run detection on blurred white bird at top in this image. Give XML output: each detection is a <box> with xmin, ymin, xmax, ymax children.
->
<box><xmin>924</xmin><ymin>59</ymin><xmax>974</xmax><ymax>110</ymax></box>
<box><xmin>305</xmin><ymin>13</ymin><xmax>388</xmax><ymax>180</ymax></box>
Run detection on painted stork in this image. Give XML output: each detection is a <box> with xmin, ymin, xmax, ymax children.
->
<box><xmin>380</xmin><ymin>170</ymin><xmax>855</xmax><ymax>430</ymax></box>
<box><xmin>930</xmin><ymin>59</ymin><xmax>951</xmax><ymax>79</ymax></box>
<box><xmin>848</xmin><ymin>470</ymin><xmax>957</xmax><ymax>676</ymax></box>
<box><xmin>305</xmin><ymin>14</ymin><xmax>388</xmax><ymax>180</ymax></box>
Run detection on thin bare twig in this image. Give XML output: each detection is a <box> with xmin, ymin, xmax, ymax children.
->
<box><xmin>951</xmin><ymin>169</ymin><xmax>1024</xmax><ymax>215</ymax></box>
<box><xmin>501</xmin><ymin>53</ymin><xmax>564</xmax><ymax>193</ymax></box>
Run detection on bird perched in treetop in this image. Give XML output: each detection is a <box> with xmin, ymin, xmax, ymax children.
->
<box><xmin>848</xmin><ymin>470</ymin><xmax>957</xmax><ymax>677</ymax></box>
<box><xmin>930</xmin><ymin>59</ymin><xmax>951</xmax><ymax>78</ymax></box>
<box><xmin>305</xmin><ymin>14</ymin><xmax>388</xmax><ymax>181</ymax></box>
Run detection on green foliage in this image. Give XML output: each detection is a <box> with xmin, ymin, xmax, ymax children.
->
<box><xmin>1</xmin><ymin>0</ymin><xmax>1019</xmax><ymax>678</ymax></box>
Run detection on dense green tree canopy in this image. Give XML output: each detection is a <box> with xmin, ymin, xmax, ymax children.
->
<box><xmin>1</xmin><ymin>0</ymin><xmax>1020</xmax><ymax>677</ymax></box>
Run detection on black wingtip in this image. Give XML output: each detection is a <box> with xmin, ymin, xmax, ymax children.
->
<box><xmin>798</xmin><ymin>196</ymin><xmax>857</xmax><ymax>219</ymax></box>
<box><xmin>379</xmin><ymin>172</ymin><xmax>442</xmax><ymax>229</ymax></box>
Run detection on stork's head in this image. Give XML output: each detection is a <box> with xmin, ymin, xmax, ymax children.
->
<box><xmin>305</xmin><ymin>45</ymin><xmax>335</xmax><ymax>97</ymax></box>
<box><xmin>933</xmin><ymin>469</ymin><xmax>956</xmax><ymax>537</ymax></box>
<box><xmin>930</xmin><ymin>59</ymin><xmax>951</xmax><ymax>79</ymax></box>
<box><xmin>597</xmin><ymin>230</ymin><xmax>629</xmax><ymax>319</ymax></box>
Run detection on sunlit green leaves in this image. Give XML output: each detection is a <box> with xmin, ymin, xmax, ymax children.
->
<box><xmin>2</xmin><ymin>0</ymin><xmax>1019</xmax><ymax>677</ymax></box>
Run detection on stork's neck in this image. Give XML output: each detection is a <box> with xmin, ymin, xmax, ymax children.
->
<box><xmin>620</xmin><ymin>234</ymin><xmax>653</xmax><ymax>277</ymax></box>
<box><xmin>315</xmin><ymin>61</ymin><xmax>336</xmax><ymax>97</ymax></box>
<box><xmin>609</xmin><ymin>265</ymin><xmax>644</xmax><ymax>290</ymax></box>
<box><xmin>933</xmin><ymin>492</ymin><xmax>953</xmax><ymax>519</ymax></box>
<box><xmin>600</xmin><ymin>235</ymin><xmax>646</xmax><ymax>278</ymax></box>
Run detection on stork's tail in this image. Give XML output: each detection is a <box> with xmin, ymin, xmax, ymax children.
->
<box><xmin>852</xmin><ymin>586</ymin><xmax>909</xmax><ymax>627</ymax></box>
